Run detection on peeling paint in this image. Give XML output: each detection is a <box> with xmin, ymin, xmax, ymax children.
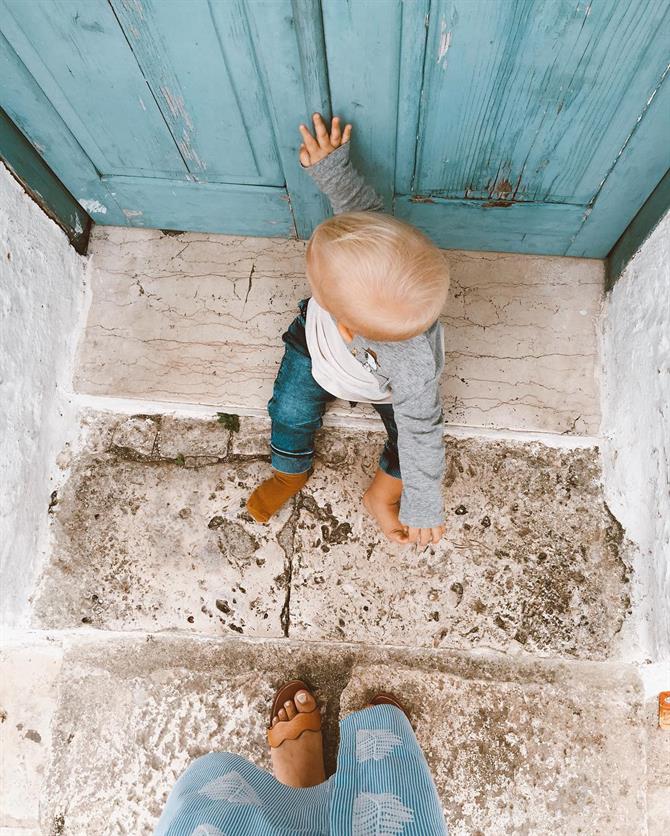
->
<box><xmin>160</xmin><ymin>86</ymin><xmax>194</xmax><ymax>131</ymax></box>
<box><xmin>79</xmin><ymin>199</ymin><xmax>107</xmax><ymax>215</ymax></box>
<box><xmin>122</xmin><ymin>208</ymin><xmax>143</xmax><ymax>219</ymax></box>
<box><xmin>437</xmin><ymin>20</ymin><xmax>451</xmax><ymax>69</ymax></box>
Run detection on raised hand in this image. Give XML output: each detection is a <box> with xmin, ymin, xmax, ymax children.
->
<box><xmin>298</xmin><ymin>112</ymin><xmax>352</xmax><ymax>167</ymax></box>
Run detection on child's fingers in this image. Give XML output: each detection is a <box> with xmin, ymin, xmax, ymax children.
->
<box><xmin>298</xmin><ymin>144</ymin><xmax>311</xmax><ymax>167</ymax></box>
<box><xmin>431</xmin><ymin>526</ymin><xmax>445</xmax><ymax>544</ymax></box>
<box><xmin>312</xmin><ymin>112</ymin><xmax>331</xmax><ymax>149</ymax></box>
<box><xmin>330</xmin><ymin>116</ymin><xmax>342</xmax><ymax>147</ymax></box>
<box><xmin>419</xmin><ymin>528</ymin><xmax>432</xmax><ymax>547</ymax></box>
<box><xmin>342</xmin><ymin>123</ymin><xmax>352</xmax><ymax>143</ymax></box>
<box><xmin>406</xmin><ymin>527</ymin><xmax>419</xmax><ymax>544</ymax></box>
<box><xmin>299</xmin><ymin>123</ymin><xmax>320</xmax><ymax>155</ymax></box>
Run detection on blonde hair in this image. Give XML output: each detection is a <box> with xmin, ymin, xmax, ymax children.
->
<box><xmin>306</xmin><ymin>212</ymin><xmax>450</xmax><ymax>341</ymax></box>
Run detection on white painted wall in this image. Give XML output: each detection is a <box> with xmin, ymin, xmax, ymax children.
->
<box><xmin>0</xmin><ymin>163</ymin><xmax>88</xmax><ymax>627</ymax></box>
<box><xmin>601</xmin><ymin>212</ymin><xmax>670</xmax><ymax>663</ymax></box>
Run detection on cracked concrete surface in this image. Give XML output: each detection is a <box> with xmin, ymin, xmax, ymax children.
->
<box><xmin>75</xmin><ymin>227</ymin><xmax>603</xmax><ymax>434</ymax></box>
<box><xmin>6</xmin><ymin>225</ymin><xmax>666</xmax><ymax>836</ymax></box>
<box><xmin>34</xmin><ymin>413</ymin><xmax>630</xmax><ymax>661</ymax></box>
<box><xmin>25</xmin><ymin>636</ymin><xmax>648</xmax><ymax>836</ymax></box>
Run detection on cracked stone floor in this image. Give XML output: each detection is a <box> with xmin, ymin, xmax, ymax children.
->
<box><xmin>4</xmin><ymin>411</ymin><xmax>667</xmax><ymax>835</ymax></box>
<box><xmin>2</xmin><ymin>228</ymin><xmax>668</xmax><ymax>836</ymax></box>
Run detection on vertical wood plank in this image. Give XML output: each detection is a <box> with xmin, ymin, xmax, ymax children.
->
<box><xmin>394</xmin><ymin>0</ymin><xmax>430</xmax><ymax>194</ymax></box>
<box><xmin>321</xmin><ymin>0</ymin><xmax>403</xmax><ymax>209</ymax></box>
<box><xmin>245</xmin><ymin>0</ymin><xmax>331</xmax><ymax>238</ymax></box>
<box><xmin>292</xmin><ymin>0</ymin><xmax>331</xmax><ymax>121</ymax></box>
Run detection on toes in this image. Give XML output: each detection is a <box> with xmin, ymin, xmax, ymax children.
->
<box><xmin>284</xmin><ymin>699</ymin><xmax>297</xmax><ymax>720</ymax></box>
<box><xmin>278</xmin><ymin>707</ymin><xmax>288</xmax><ymax>722</ymax></box>
<box><xmin>272</xmin><ymin>715</ymin><xmax>279</xmax><ymax>727</ymax></box>
<box><xmin>295</xmin><ymin>689</ymin><xmax>316</xmax><ymax>713</ymax></box>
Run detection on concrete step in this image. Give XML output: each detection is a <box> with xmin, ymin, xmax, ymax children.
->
<box><xmin>33</xmin><ymin>412</ymin><xmax>630</xmax><ymax>661</ymax></box>
<box><xmin>75</xmin><ymin>226</ymin><xmax>603</xmax><ymax>436</ymax></box>
<box><xmin>2</xmin><ymin>634</ymin><xmax>655</xmax><ymax>836</ymax></box>
<box><xmin>10</xmin><ymin>224</ymin><xmax>662</xmax><ymax>836</ymax></box>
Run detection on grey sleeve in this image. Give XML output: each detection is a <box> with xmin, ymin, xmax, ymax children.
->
<box><xmin>382</xmin><ymin>341</ymin><xmax>445</xmax><ymax>529</ymax></box>
<box><xmin>305</xmin><ymin>142</ymin><xmax>384</xmax><ymax>215</ymax></box>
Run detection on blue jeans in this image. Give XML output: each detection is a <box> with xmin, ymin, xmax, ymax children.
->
<box><xmin>269</xmin><ymin>299</ymin><xmax>401</xmax><ymax>479</ymax></box>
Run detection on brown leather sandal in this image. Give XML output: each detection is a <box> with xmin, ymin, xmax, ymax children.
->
<box><xmin>370</xmin><ymin>692</ymin><xmax>409</xmax><ymax>717</ymax></box>
<box><xmin>267</xmin><ymin>679</ymin><xmax>322</xmax><ymax>749</ymax></box>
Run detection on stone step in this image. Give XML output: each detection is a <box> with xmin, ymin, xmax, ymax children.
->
<box><xmin>75</xmin><ymin>226</ymin><xmax>603</xmax><ymax>436</ymax></box>
<box><xmin>33</xmin><ymin>411</ymin><xmax>630</xmax><ymax>661</ymax></box>
<box><xmin>2</xmin><ymin>634</ymin><xmax>654</xmax><ymax>836</ymax></box>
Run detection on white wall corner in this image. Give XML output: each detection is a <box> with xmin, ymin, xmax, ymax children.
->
<box><xmin>600</xmin><ymin>211</ymin><xmax>670</xmax><ymax>666</ymax></box>
<box><xmin>0</xmin><ymin>162</ymin><xmax>89</xmax><ymax>628</ymax></box>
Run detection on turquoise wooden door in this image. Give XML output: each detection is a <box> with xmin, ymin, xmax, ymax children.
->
<box><xmin>1</xmin><ymin>0</ymin><xmax>668</xmax><ymax>256</ymax></box>
<box><xmin>0</xmin><ymin>0</ymin><xmax>329</xmax><ymax>237</ymax></box>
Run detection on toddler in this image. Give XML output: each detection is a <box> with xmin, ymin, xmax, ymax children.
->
<box><xmin>247</xmin><ymin>113</ymin><xmax>449</xmax><ymax>546</ymax></box>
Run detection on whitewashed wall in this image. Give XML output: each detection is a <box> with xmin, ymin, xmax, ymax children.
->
<box><xmin>0</xmin><ymin>163</ymin><xmax>87</xmax><ymax>627</ymax></box>
<box><xmin>601</xmin><ymin>213</ymin><xmax>670</xmax><ymax>663</ymax></box>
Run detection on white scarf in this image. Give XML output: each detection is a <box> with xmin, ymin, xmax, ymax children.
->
<box><xmin>305</xmin><ymin>298</ymin><xmax>393</xmax><ymax>404</ymax></box>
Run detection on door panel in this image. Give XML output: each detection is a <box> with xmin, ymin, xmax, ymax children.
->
<box><xmin>0</xmin><ymin>0</ymin><xmax>312</xmax><ymax>235</ymax></box>
<box><xmin>111</xmin><ymin>0</ymin><xmax>284</xmax><ymax>185</ymax></box>
<box><xmin>409</xmin><ymin>0</ymin><xmax>670</xmax><ymax>204</ymax></box>
<box><xmin>1</xmin><ymin>0</ymin><xmax>185</xmax><ymax>177</ymax></box>
<box><xmin>0</xmin><ymin>0</ymin><xmax>668</xmax><ymax>254</ymax></box>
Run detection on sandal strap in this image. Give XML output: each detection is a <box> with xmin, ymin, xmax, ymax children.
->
<box><xmin>267</xmin><ymin>709</ymin><xmax>321</xmax><ymax>749</ymax></box>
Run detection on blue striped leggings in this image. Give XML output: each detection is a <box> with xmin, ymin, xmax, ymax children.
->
<box><xmin>154</xmin><ymin>704</ymin><xmax>448</xmax><ymax>835</ymax></box>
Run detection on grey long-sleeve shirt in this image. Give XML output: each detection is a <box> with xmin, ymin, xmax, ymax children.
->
<box><xmin>306</xmin><ymin>143</ymin><xmax>445</xmax><ymax>528</ymax></box>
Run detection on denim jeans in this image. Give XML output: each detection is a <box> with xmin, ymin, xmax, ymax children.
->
<box><xmin>268</xmin><ymin>299</ymin><xmax>401</xmax><ymax>479</ymax></box>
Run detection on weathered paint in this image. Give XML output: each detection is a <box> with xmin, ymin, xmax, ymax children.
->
<box><xmin>110</xmin><ymin>0</ymin><xmax>283</xmax><ymax>185</ymax></box>
<box><xmin>0</xmin><ymin>0</ymin><xmax>185</xmax><ymax>176</ymax></box>
<box><xmin>0</xmin><ymin>106</ymin><xmax>90</xmax><ymax>251</ymax></box>
<box><xmin>0</xmin><ymin>26</ymin><xmax>126</xmax><ymax>225</ymax></box>
<box><xmin>321</xmin><ymin>0</ymin><xmax>402</xmax><ymax>209</ymax></box>
<box><xmin>606</xmin><ymin>168</ymin><xmax>670</xmax><ymax>288</ymax></box>
<box><xmin>0</xmin><ymin>0</ymin><xmax>668</xmax><ymax>254</ymax></box>
<box><xmin>568</xmin><ymin>63</ymin><xmax>670</xmax><ymax>258</ymax></box>
<box><xmin>408</xmin><ymin>0</ymin><xmax>669</xmax><ymax>203</ymax></box>
<box><xmin>100</xmin><ymin>176</ymin><xmax>294</xmax><ymax>236</ymax></box>
<box><xmin>244</xmin><ymin>0</ymin><xmax>332</xmax><ymax>238</ymax></box>
<box><xmin>395</xmin><ymin>194</ymin><xmax>585</xmax><ymax>254</ymax></box>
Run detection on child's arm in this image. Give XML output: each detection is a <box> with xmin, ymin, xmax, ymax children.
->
<box><xmin>299</xmin><ymin>113</ymin><xmax>384</xmax><ymax>214</ymax></box>
<box><xmin>381</xmin><ymin>337</ymin><xmax>446</xmax><ymax>545</ymax></box>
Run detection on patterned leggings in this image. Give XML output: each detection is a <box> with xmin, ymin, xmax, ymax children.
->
<box><xmin>154</xmin><ymin>704</ymin><xmax>448</xmax><ymax>835</ymax></box>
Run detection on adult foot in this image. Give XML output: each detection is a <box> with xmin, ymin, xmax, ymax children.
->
<box><xmin>363</xmin><ymin>468</ymin><xmax>409</xmax><ymax>544</ymax></box>
<box><xmin>270</xmin><ymin>689</ymin><xmax>326</xmax><ymax>788</ymax></box>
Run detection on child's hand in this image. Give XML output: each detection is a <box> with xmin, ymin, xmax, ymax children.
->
<box><xmin>299</xmin><ymin>112</ymin><xmax>352</xmax><ymax>167</ymax></box>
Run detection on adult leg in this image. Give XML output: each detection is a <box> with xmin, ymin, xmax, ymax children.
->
<box><xmin>329</xmin><ymin>703</ymin><xmax>448</xmax><ymax>835</ymax></box>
